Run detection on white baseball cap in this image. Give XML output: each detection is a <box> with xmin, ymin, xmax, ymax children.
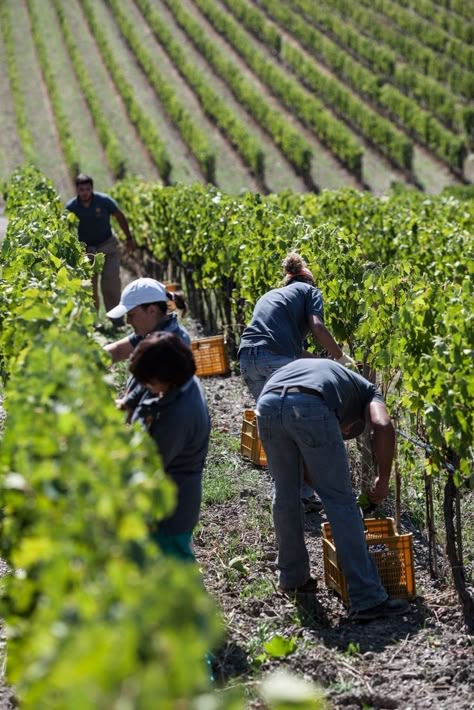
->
<box><xmin>106</xmin><ymin>278</ymin><xmax>168</xmax><ymax>319</ymax></box>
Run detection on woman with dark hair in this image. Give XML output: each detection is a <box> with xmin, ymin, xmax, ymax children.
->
<box><xmin>129</xmin><ymin>332</ymin><xmax>210</xmax><ymax>560</ymax></box>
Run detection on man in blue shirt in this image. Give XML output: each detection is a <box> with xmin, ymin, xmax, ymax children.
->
<box><xmin>66</xmin><ymin>173</ymin><xmax>134</xmax><ymax>321</ymax></box>
<box><xmin>256</xmin><ymin>358</ymin><xmax>411</xmax><ymax>621</ymax></box>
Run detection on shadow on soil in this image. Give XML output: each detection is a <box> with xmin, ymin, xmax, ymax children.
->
<box><xmin>295</xmin><ymin>594</ymin><xmax>431</xmax><ymax>654</ymax></box>
<box><xmin>212</xmin><ymin>596</ymin><xmax>431</xmax><ymax>684</ymax></box>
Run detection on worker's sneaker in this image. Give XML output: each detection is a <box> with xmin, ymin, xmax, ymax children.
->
<box><xmin>301</xmin><ymin>493</ymin><xmax>324</xmax><ymax>513</ymax></box>
<box><xmin>348</xmin><ymin>598</ymin><xmax>410</xmax><ymax>622</ymax></box>
<box><xmin>279</xmin><ymin>577</ymin><xmax>318</xmax><ymax>596</ymax></box>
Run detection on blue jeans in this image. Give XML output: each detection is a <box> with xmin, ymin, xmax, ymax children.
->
<box><xmin>240</xmin><ymin>347</ymin><xmax>315</xmax><ymax>500</ymax></box>
<box><xmin>239</xmin><ymin>347</ymin><xmax>294</xmax><ymax>401</ymax></box>
<box><xmin>256</xmin><ymin>389</ymin><xmax>388</xmax><ymax>612</ymax></box>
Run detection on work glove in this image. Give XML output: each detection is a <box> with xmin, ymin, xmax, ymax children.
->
<box><xmin>336</xmin><ymin>353</ymin><xmax>358</xmax><ymax>370</ymax></box>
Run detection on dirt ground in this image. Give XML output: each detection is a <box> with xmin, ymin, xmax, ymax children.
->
<box><xmin>198</xmin><ymin>371</ymin><xmax>474</xmax><ymax>709</ymax></box>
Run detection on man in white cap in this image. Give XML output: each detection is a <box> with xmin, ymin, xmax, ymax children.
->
<box><xmin>105</xmin><ymin>277</ymin><xmax>190</xmax><ymax>363</ymax></box>
<box><xmin>105</xmin><ymin>278</ymin><xmax>191</xmax><ymax>416</ymax></box>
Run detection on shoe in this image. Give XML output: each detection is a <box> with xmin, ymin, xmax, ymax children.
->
<box><xmin>279</xmin><ymin>577</ymin><xmax>318</xmax><ymax>595</ymax></box>
<box><xmin>348</xmin><ymin>597</ymin><xmax>410</xmax><ymax>622</ymax></box>
<box><xmin>301</xmin><ymin>494</ymin><xmax>324</xmax><ymax>513</ymax></box>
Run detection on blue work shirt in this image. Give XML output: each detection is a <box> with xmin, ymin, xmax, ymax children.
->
<box><xmin>238</xmin><ymin>282</ymin><xmax>324</xmax><ymax>358</ymax></box>
<box><xmin>132</xmin><ymin>376</ymin><xmax>211</xmax><ymax>535</ymax></box>
<box><xmin>66</xmin><ymin>192</ymin><xmax>119</xmax><ymax>247</ymax></box>
<box><xmin>259</xmin><ymin>359</ymin><xmax>384</xmax><ymax>437</ymax></box>
<box><xmin>128</xmin><ymin>313</ymin><xmax>191</xmax><ymax>349</ymax></box>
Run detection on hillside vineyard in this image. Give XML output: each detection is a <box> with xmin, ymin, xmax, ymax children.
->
<box><xmin>0</xmin><ymin>0</ymin><xmax>472</xmax><ymax>196</ymax></box>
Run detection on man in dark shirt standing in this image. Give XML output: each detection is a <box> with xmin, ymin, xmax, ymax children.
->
<box><xmin>256</xmin><ymin>358</ymin><xmax>410</xmax><ymax>621</ymax></box>
<box><xmin>66</xmin><ymin>173</ymin><xmax>134</xmax><ymax>322</ymax></box>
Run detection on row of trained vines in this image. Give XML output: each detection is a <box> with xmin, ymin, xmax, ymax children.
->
<box><xmin>0</xmin><ymin>166</ymin><xmax>218</xmax><ymax>706</ymax></box>
<box><xmin>0</xmin><ymin>3</ymin><xmax>35</xmax><ymax>164</ymax></box>
<box><xmin>252</xmin><ymin>0</ymin><xmax>468</xmax><ymax>172</ymax></box>
<box><xmin>74</xmin><ymin>0</ymin><xmax>172</xmax><ymax>183</ymax></box>
<box><xmin>0</xmin><ymin>0</ymin><xmax>471</xmax><ymax>193</ymax></box>
<box><xmin>132</xmin><ymin>0</ymin><xmax>265</xmax><ymax>184</ymax></box>
<box><xmin>111</xmin><ymin>175</ymin><xmax>474</xmax><ymax>629</ymax></box>
<box><xmin>52</xmin><ymin>0</ymin><xmax>126</xmax><ymax>179</ymax></box>
<box><xmin>296</xmin><ymin>0</ymin><xmax>474</xmax><ymax>100</ymax></box>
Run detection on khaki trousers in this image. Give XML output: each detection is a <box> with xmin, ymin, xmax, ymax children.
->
<box><xmin>85</xmin><ymin>235</ymin><xmax>121</xmax><ymax>314</ymax></box>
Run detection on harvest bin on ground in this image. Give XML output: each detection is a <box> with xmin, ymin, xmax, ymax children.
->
<box><xmin>191</xmin><ymin>335</ymin><xmax>230</xmax><ymax>377</ymax></box>
<box><xmin>322</xmin><ymin>517</ymin><xmax>416</xmax><ymax>606</ymax></box>
<box><xmin>240</xmin><ymin>409</ymin><xmax>267</xmax><ymax>466</ymax></box>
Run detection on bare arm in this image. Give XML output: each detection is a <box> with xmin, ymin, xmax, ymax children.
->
<box><xmin>112</xmin><ymin>210</ymin><xmax>134</xmax><ymax>251</ymax></box>
<box><xmin>308</xmin><ymin>314</ymin><xmax>344</xmax><ymax>360</ymax></box>
<box><xmin>104</xmin><ymin>337</ymin><xmax>134</xmax><ymax>364</ymax></box>
<box><xmin>368</xmin><ymin>400</ymin><xmax>396</xmax><ymax>504</ymax></box>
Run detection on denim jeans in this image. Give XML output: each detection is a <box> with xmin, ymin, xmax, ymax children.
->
<box><xmin>256</xmin><ymin>388</ymin><xmax>388</xmax><ymax>611</ymax></box>
<box><xmin>240</xmin><ymin>347</ymin><xmax>317</xmax><ymax>500</ymax></box>
<box><xmin>239</xmin><ymin>347</ymin><xmax>294</xmax><ymax>401</ymax></box>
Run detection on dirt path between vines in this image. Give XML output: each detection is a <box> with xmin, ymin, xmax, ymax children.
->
<box><xmin>197</xmin><ymin>372</ymin><xmax>474</xmax><ymax>709</ymax></box>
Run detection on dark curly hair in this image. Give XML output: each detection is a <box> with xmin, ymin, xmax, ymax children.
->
<box><xmin>129</xmin><ymin>332</ymin><xmax>196</xmax><ymax>387</ymax></box>
<box><xmin>282</xmin><ymin>252</ymin><xmax>315</xmax><ymax>286</ymax></box>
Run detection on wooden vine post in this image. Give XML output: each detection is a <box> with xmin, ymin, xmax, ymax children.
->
<box><xmin>394</xmin><ymin>419</ymin><xmax>402</xmax><ymax>533</ymax></box>
<box><xmin>424</xmin><ymin>456</ymin><xmax>439</xmax><ymax>578</ymax></box>
<box><xmin>443</xmin><ymin>457</ymin><xmax>474</xmax><ymax>632</ymax></box>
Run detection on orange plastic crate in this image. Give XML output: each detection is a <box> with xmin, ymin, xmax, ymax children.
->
<box><xmin>163</xmin><ymin>282</ymin><xmax>181</xmax><ymax>293</ymax></box>
<box><xmin>191</xmin><ymin>336</ymin><xmax>230</xmax><ymax>377</ymax></box>
<box><xmin>163</xmin><ymin>282</ymin><xmax>180</xmax><ymax>311</ymax></box>
<box><xmin>240</xmin><ymin>409</ymin><xmax>267</xmax><ymax>467</ymax></box>
<box><xmin>322</xmin><ymin>517</ymin><xmax>416</xmax><ymax>606</ymax></box>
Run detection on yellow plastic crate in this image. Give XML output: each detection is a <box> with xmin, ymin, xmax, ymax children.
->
<box><xmin>240</xmin><ymin>409</ymin><xmax>267</xmax><ymax>467</ymax></box>
<box><xmin>191</xmin><ymin>336</ymin><xmax>230</xmax><ymax>377</ymax></box>
<box><xmin>322</xmin><ymin>517</ymin><xmax>416</xmax><ymax>606</ymax></box>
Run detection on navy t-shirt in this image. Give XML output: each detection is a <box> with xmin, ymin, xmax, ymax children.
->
<box><xmin>132</xmin><ymin>377</ymin><xmax>210</xmax><ymax>535</ymax></box>
<box><xmin>238</xmin><ymin>282</ymin><xmax>324</xmax><ymax>357</ymax></box>
<box><xmin>259</xmin><ymin>359</ymin><xmax>384</xmax><ymax>437</ymax></box>
<box><xmin>128</xmin><ymin>313</ymin><xmax>191</xmax><ymax>349</ymax></box>
<box><xmin>66</xmin><ymin>192</ymin><xmax>119</xmax><ymax>246</ymax></box>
